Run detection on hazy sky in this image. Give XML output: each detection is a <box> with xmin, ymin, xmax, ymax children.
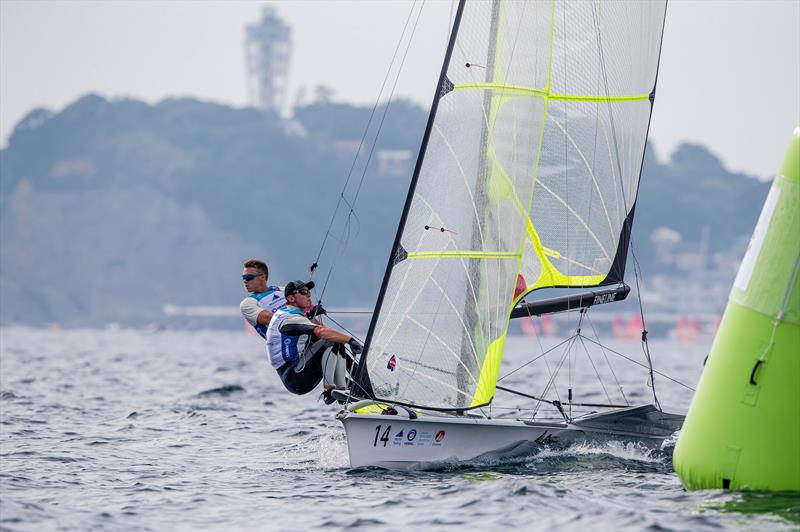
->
<box><xmin>1</xmin><ymin>0</ymin><xmax>798</xmax><ymax>178</ymax></box>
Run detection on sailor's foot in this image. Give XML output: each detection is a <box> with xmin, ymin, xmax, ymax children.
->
<box><xmin>320</xmin><ymin>388</ymin><xmax>336</xmax><ymax>405</ymax></box>
<box><xmin>330</xmin><ymin>388</ymin><xmax>351</xmax><ymax>404</ymax></box>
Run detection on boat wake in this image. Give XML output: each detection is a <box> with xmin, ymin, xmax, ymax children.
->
<box><xmin>526</xmin><ymin>440</ymin><xmax>672</xmax><ymax>473</ymax></box>
<box><xmin>536</xmin><ymin>440</ymin><xmax>668</xmax><ymax>463</ymax></box>
<box><xmin>342</xmin><ymin>439</ymin><xmax>673</xmax><ymax>475</ymax></box>
<box><xmin>275</xmin><ymin>428</ymin><xmax>350</xmax><ymax>470</ymax></box>
<box><xmin>315</xmin><ymin>431</ymin><xmax>350</xmax><ymax>469</ymax></box>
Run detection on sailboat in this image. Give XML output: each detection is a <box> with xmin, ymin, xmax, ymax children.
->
<box><xmin>335</xmin><ymin>0</ymin><xmax>684</xmax><ymax>469</ymax></box>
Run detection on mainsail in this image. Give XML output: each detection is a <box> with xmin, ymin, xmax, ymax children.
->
<box><xmin>355</xmin><ymin>0</ymin><xmax>668</xmax><ymax>410</ymax></box>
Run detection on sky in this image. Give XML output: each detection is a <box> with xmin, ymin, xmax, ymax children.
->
<box><xmin>1</xmin><ymin>0</ymin><xmax>798</xmax><ymax>179</ymax></box>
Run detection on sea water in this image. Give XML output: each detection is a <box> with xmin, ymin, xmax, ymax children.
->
<box><xmin>1</xmin><ymin>327</ymin><xmax>797</xmax><ymax>531</ymax></box>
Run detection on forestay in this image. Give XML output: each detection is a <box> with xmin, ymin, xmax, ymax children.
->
<box><xmin>357</xmin><ymin>0</ymin><xmax>667</xmax><ymax>410</ymax></box>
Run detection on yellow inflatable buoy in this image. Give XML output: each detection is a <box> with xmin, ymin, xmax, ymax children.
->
<box><xmin>673</xmin><ymin>128</ymin><xmax>800</xmax><ymax>491</ymax></box>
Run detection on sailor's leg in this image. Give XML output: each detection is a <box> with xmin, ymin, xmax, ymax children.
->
<box><xmin>279</xmin><ymin>361</ymin><xmax>322</xmax><ymax>396</ymax></box>
<box><xmin>311</xmin><ymin>340</ymin><xmax>338</xmax><ymax>388</ymax></box>
<box><xmin>332</xmin><ymin>344</ymin><xmax>348</xmax><ymax>389</ymax></box>
<box><xmin>321</xmin><ymin>351</ymin><xmax>337</xmax><ymax>388</ymax></box>
<box><xmin>281</xmin><ymin>338</ymin><xmax>330</xmax><ymax>395</ymax></box>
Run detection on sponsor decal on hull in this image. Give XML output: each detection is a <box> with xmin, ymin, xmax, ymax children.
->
<box><xmin>370</xmin><ymin>424</ymin><xmax>448</xmax><ymax>449</ymax></box>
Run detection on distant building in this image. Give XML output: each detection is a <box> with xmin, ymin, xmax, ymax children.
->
<box><xmin>377</xmin><ymin>149</ymin><xmax>412</xmax><ymax>177</ymax></box>
<box><xmin>650</xmin><ymin>226</ymin><xmax>681</xmax><ymax>265</ymax></box>
<box><xmin>332</xmin><ymin>139</ymin><xmax>363</xmax><ymax>158</ymax></box>
<box><xmin>245</xmin><ymin>7</ymin><xmax>292</xmax><ymax>115</ymax></box>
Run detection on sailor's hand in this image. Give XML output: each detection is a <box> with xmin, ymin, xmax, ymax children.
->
<box><xmin>348</xmin><ymin>338</ymin><xmax>363</xmax><ymax>355</ymax></box>
<box><xmin>306</xmin><ymin>303</ymin><xmax>327</xmax><ymax>319</ymax></box>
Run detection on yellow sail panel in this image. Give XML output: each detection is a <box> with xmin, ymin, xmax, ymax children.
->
<box><xmin>470</xmin><ymin>334</ymin><xmax>507</xmax><ymax>406</ymax></box>
<box><xmin>525</xmin><ymin>218</ymin><xmax>607</xmax><ymax>289</ymax></box>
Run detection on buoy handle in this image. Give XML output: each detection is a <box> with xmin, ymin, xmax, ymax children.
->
<box><xmin>749</xmin><ymin>360</ymin><xmax>764</xmax><ymax>385</ymax></box>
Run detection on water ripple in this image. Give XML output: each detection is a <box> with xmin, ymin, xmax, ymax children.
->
<box><xmin>0</xmin><ymin>328</ymin><xmax>795</xmax><ymax>531</ymax></box>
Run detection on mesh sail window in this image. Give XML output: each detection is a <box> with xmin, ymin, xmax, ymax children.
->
<box><xmin>360</xmin><ymin>0</ymin><xmax>667</xmax><ymax>410</ymax></box>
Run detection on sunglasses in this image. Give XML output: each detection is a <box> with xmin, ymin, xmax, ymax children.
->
<box><xmin>242</xmin><ymin>273</ymin><xmax>263</xmax><ymax>281</ymax></box>
<box><xmin>290</xmin><ymin>289</ymin><xmax>310</xmax><ymax>296</ymax></box>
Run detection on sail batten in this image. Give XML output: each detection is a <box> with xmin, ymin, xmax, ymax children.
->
<box><xmin>357</xmin><ymin>0</ymin><xmax>667</xmax><ymax>410</ymax></box>
<box><xmin>453</xmin><ymin>83</ymin><xmax>652</xmax><ymax>103</ymax></box>
<box><xmin>406</xmin><ymin>251</ymin><xmax>520</xmax><ymax>260</ymax></box>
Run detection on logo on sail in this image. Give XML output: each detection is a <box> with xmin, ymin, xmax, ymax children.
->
<box><xmin>407</xmin><ymin>429</ymin><xmax>417</xmax><ymax>442</ymax></box>
<box><xmin>593</xmin><ymin>293</ymin><xmax>616</xmax><ymax>305</ymax></box>
<box><xmin>434</xmin><ymin>430</ymin><xmax>446</xmax><ymax>443</ymax></box>
<box><xmin>387</xmin><ymin>355</ymin><xmax>397</xmax><ymax>371</ymax></box>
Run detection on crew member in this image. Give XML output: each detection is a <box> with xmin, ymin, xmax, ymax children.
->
<box><xmin>239</xmin><ymin>259</ymin><xmax>285</xmax><ymax>338</ymax></box>
<box><xmin>266</xmin><ymin>280</ymin><xmax>362</xmax><ymax>401</ymax></box>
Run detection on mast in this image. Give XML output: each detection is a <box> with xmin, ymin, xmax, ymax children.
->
<box><xmin>353</xmin><ymin>0</ymin><xmax>467</xmax><ymax>398</ymax></box>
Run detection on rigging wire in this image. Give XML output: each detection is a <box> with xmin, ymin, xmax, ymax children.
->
<box><xmin>531</xmin><ymin>312</ymin><xmax>585</xmax><ymax>421</ymax></box>
<box><xmin>500</xmin><ymin>319</ymin><xmax>696</xmax><ymax>420</ymax></box>
<box><xmin>586</xmin><ymin>313</ymin><xmax>628</xmax><ymax>405</ymax></box>
<box><xmin>317</xmin><ymin>1</ymin><xmax>423</xmax><ymax>412</ymax></box>
<box><xmin>496</xmin><ymin>335</ymin><xmax>574</xmax><ymax>382</ymax></box>
<box><xmin>309</xmin><ymin>0</ymin><xmax>421</xmax><ymax>297</ymax></box>
<box><xmin>316</xmin><ymin>1</ymin><xmax>427</xmax><ymax>306</ymax></box>
<box><xmin>580</xmin><ymin>334</ymin><xmax>695</xmax><ymax>391</ymax></box>
<box><xmin>323</xmin><ymin>314</ymin><xmax>364</xmax><ymax>344</ymax></box>
<box><xmin>523</xmin><ymin>302</ymin><xmax>565</xmax><ymax>418</ymax></box>
<box><xmin>503</xmin><ymin>301</ymin><xmax>688</xmax><ymax>418</ymax></box>
<box><xmin>532</xmin><ymin>331</ymin><xmax>579</xmax><ymax>420</ymax></box>
<box><xmin>630</xmin><ymin>246</ymin><xmax>661</xmax><ymax>409</ymax></box>
<box><xmin>577</xmin><ymin>334</ymin><xmax>613</xmax><ymax>406</ymax></box>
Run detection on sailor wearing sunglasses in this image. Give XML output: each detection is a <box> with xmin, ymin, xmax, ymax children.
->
<box><xmin>239</xmin><ymin>258</ymin><xmax>286</xmax><ymax>338</ymax></box>
<box><xmin>266</xmin><ymin>280</ymin><xmax>362</xmax><ymax>400</ymax></box>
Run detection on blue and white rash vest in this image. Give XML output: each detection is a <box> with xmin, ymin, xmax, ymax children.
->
<box><xmin>239</xmin><ymin>286</ymin><xmax>286</xmax><ymax>339</ymax></box>
<box><xmin>265</xmin><ymin>306</ymin><xmax>314</xmax><ymax>368</ymax></box>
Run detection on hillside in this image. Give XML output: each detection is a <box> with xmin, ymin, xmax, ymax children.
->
<box><xmin>0</xmin><ymin>95</ymin><xmax>770</xmax><ymax>325</ymax></box>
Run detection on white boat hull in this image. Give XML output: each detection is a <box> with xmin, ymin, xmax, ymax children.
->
<box><xmin>338</xmin><ymin>404</ymin><xmax>683</xmax><ymax>470</ymax></box>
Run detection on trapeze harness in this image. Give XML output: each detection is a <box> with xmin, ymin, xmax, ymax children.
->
<box><xmin>266</xmin><ymin>307</ymin><xmax>325</xmax><ymax>395</ymax></box>
<box><xmin>248</xmin><ymin>287</ymin><xmax>286</xmax><ymax>339</ymax></box>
